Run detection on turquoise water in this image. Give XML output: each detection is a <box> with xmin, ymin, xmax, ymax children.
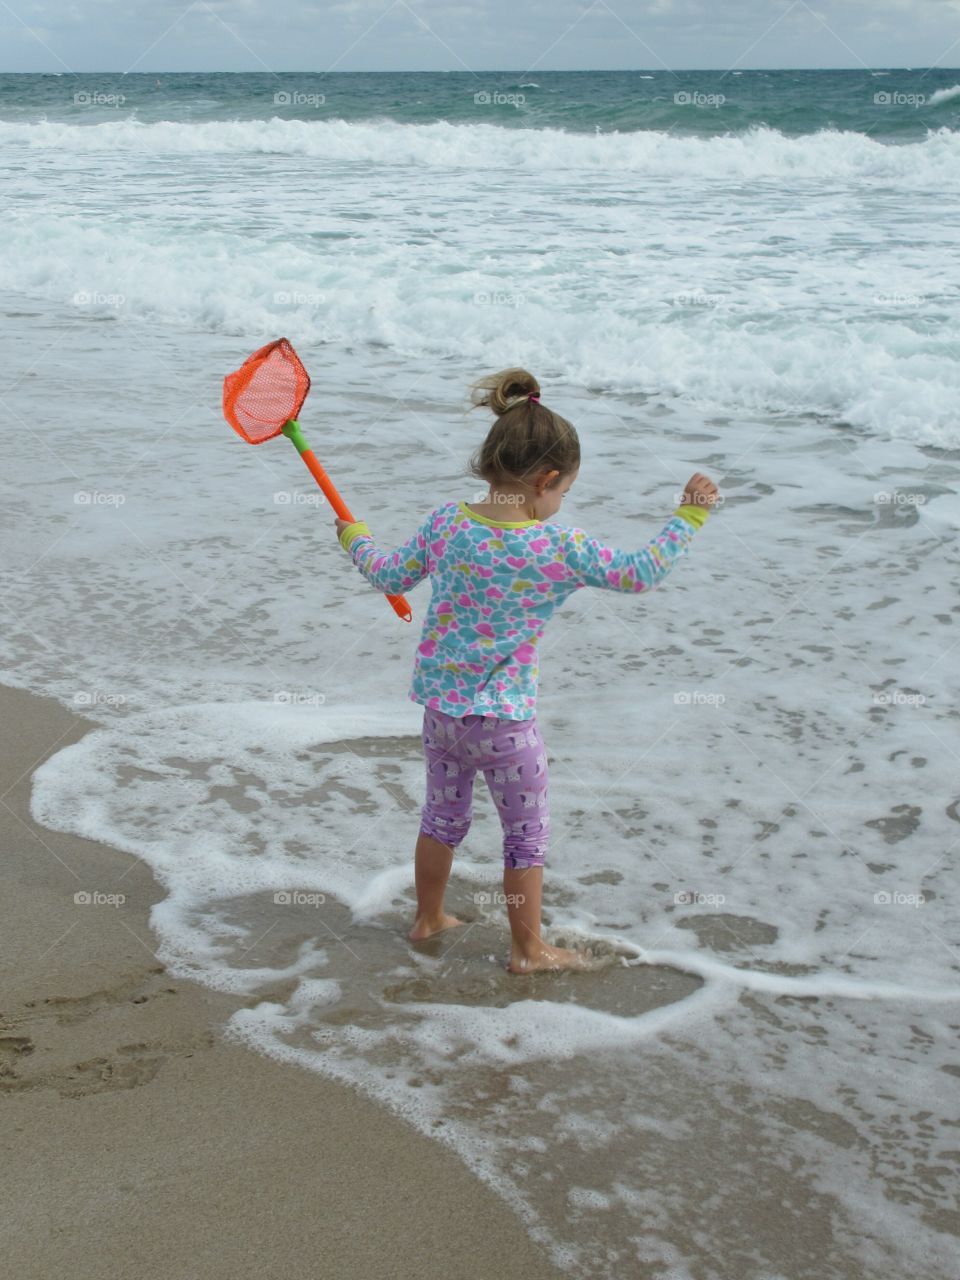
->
<box><xmin>2</xmin><ymin>70</ymin><xmax>959</xmax><ymax>446</ymax></box>
<box><xmin>1</xmin><ymin>68</ymin><xmax>960</xmax><ymax>138</ymax></box>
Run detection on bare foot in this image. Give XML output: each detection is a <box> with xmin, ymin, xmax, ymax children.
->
<box><xmin>408</xmin><ymin>912</ymin><xmax>465</xmax><ymax>941</ymax></box>
<box><xmin>507</xmin><ymin>942</ymin><xmax>593</xmax><ymax>974</ymax></box>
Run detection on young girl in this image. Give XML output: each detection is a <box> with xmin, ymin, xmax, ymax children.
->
<box><xmin>335</xmin><ymin>368</ymin><xmax>718</xmax><ymax>973</ymax></box>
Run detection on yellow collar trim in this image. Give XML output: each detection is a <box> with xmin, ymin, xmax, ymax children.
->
<box><xmin>457</xmin><ymin>500</ymin><xmax>541</xmax><ymax>529</ymax></box>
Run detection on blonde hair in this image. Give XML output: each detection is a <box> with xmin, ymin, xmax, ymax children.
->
<box><xmin>467</xmin><ymin>368</ymin><xmax>580</xmax><ymax>488</ymax></box>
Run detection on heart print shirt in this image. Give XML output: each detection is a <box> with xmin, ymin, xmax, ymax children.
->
<box><xmin>339</xmin><ymin>500</ymin><xmax>710</xmax><ymax>721</ymax></box>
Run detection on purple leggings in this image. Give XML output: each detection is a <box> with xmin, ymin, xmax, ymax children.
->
<box><xmin>418</xmin><ymin>706</ymin><xmax>550</xmax><ymax>868</ymax></box>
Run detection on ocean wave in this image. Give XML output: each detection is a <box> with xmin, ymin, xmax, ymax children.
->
<box><xmin>927</xmin><ymin>83</ymin><xmax>960</xmax><ymax>107</ymax></box>
<box><xmin>2</xmin><ymin>207</ymin><xmax>957</xmax><ymax>447</ymax></box>
<box><xmin>1</xmin><ymin>116</ymin><xmax>958</xmax><ymax>182</ymax></box>
<box><xmin>3</xmin><ymin>112</ymin><xmax>957</xmax><ymax>446</ymax></box>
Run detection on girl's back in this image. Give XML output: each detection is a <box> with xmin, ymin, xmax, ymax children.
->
<box><xmin>340</xmin><ymin>494</ymin><xmax>707</xmax><ymax>719</ymax></box>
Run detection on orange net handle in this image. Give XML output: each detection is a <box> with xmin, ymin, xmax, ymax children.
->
<box><xmin>293</xmin><ymin>437</ymin><xmax>413</xmax><ymax>625</ymax></box>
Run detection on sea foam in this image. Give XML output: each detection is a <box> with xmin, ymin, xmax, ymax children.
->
<box><xmin>2</xmin><ymin>117</ymin><xmax>959</xmax><ymax>445</ymax></box>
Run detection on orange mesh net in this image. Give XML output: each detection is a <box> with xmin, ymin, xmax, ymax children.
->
<box><xmin>222</xmin><ymin>338</ymin><xmax>311</xmax><ymax>444</ymax></box>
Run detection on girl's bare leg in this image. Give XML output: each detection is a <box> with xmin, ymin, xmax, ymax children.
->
<box><xmin>409</xmin><ymin>832</ymin><xmax>465</xmax><ymax>940</ymax></box>
<box><xmin>503</xmin><ymin>866</ymin><xmax>591</xmax><ymax>973</ymax></box>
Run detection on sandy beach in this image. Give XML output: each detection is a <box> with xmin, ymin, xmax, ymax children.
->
<box><xmin>0</xmin><ymin>683</ymin><xmax>567</xmax><ymax>1280</ymax></box>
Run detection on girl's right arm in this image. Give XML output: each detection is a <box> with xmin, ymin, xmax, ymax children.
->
<box><xmin>562</xmin><ymin>503</ymin><xmax>710</xmax><ymax>594</ymax></box>
<box><xmin>339</xmin><ymin>510</ymin><xmax>434</xmax><ymax>594</ymax></box>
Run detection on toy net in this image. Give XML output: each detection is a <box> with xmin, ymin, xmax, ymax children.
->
<box><xmin>222</xmin><ymin>338</ymin><xmax>311</xmax><ymax>444</ymax></box>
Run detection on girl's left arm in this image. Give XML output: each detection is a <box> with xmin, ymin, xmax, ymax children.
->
<box><xmin>559</xmin><ymin>504</ymin><xmax>709</xmax><ymax>594</ymax></box>
<box><xmin>338</xmin><ymin>511</ymin><xmax>434</xmax><ymax>594</ymax></box>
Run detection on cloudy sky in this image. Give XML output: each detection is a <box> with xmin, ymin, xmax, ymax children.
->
<box><xmin>1</xmin><ymin>0</ymin><xmax>958</xmax><ymax>74</ymax></box>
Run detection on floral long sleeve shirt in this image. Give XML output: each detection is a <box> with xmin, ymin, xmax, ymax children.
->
<box><xmin>339</xmin><ymin>500</ymin><xmax>710</xmax><ymax>721</ymax></box>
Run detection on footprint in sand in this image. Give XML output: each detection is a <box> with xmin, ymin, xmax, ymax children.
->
<box><xmin>0</xmin><ymin>1036</ymin><xmax>214</xmax><ymax>1098</ymax></box>
<box><xmin>0</xmin><ymin>1035</ymin><xmax>35</xmax><ymax>1081</ymax></box>
<box><xmin>1</xmin><ymin>966</ymin><xmax>213</xmax><ymax>1097</ymax></box>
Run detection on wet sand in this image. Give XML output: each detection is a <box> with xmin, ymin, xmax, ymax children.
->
<box><xmin>5</xmin><ymin>682</ymin><xmax>959</xmax><ymax>1280</ymax></box>
<box><xmin>0</xmin><ymin>684</ymin><xmax>567</xmax><ymax>1280</ymax></box>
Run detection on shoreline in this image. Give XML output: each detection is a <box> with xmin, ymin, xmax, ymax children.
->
<box><xmin>0</xmin><ymin>683</ymin><xmax>566</xmax><ymax>1280</ymax></box>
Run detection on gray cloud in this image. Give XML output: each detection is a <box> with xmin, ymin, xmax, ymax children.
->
<box><xmin>0</xmin><ymin>0</ymin><xmax>958</xmax><ymax>73</ymax></box>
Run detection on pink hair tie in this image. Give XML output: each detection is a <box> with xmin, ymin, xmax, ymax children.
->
<box><xmin>528</xmin><ymin>392</ymin><xmax>540</xmax><ymax>403</ymax></box>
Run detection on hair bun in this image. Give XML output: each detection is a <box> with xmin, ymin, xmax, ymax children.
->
<box><xmin>469</xmin><ymin>367</ymin><xmax>540</xmax><ymax>416</ymax></box>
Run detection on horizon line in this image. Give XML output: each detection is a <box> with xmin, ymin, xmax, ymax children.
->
<box><xmin>2</xmin><ymin>66</ymin><xmax>958</xmax><ymax>75</ymax></box>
